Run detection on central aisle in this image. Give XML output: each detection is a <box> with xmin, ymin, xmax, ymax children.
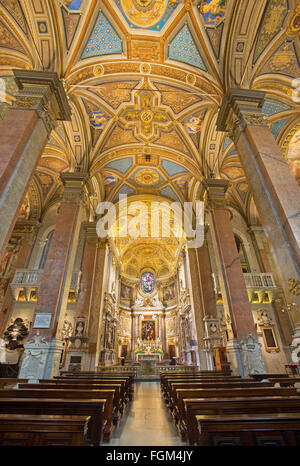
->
<box><xmin>106</xmin><ymin>381</ymin><xmax>186</xmax><ymax>446</ymax></box>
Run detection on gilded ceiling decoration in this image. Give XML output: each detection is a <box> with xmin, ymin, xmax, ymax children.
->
<box><xmin>253</xmin><ymin>0</ymin><xmax>288</xmax><ymax>64</ymax></box>
<box><xmin>114</xmin><ymin>0</ymin><xmax>179</xmax><ymax>31</ymax></box>
<box><xmin>0</xmin><ymin>19</ymin><xmax>26</xmax><ymax>54</ymax></box>
<box><xmin>0</xmin><ymin>0</ymin><xmax>298</xmax><ymax>229</ymax></box>
<box><xmin>257</xmin><ymin>39</ymin><xmax>300</xmax><ymax>78</ymax></box>
<box><xmin>0</xmin><ymin>0</ymin><xmax>28</xmax><ymax>35</ymax></box>
<box><xmin>61</xmin><ymin>5</ymin><xmax>81</xmax><ymax>50</ymax></box>
<box><xmin>168</xmin><ymin>24</ymin><xmax>207</xmax><ymax>71</ymax></box>
<box><xmin>81</xmin><ymin>11</ymin><xmax>123</xmax><ymax>59</ymax></box>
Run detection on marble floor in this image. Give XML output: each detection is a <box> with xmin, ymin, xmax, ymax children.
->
<box><xmin>104</xmin><ymin>381</ymin><xmax>186</xmax><ymax>446</ymax></box>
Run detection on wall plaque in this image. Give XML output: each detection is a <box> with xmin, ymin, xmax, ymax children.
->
<box><xmin>33</xmin><ymin>313</ymin><xmax>52</xmax><ymax>329</ymax></box>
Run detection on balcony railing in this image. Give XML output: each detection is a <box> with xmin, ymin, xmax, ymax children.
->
<box><xmin>212</xmin><ymin>272</ymin><xmax>277</xmax><ymax>304</ymax></box>
<box><xmin>11</xmin><ymin>269</ymin><xmax>81</xmax><ymax>303</ymax></box>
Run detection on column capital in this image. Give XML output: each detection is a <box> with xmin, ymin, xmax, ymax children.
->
<box><xmin>202</xmin><ymin>178</ymin><xmax>230</xmax><ymax>209</ymax></box>
<box><xmin>60</xmin><ymin>172</ymin><xmax>89</xmax><ymax>203</ymax></box>
<box><xmin>82</xmin><ymin>221</ymin><xmax>99</xmax><ymax>245</ymax></box>
<box><xmin>12</xmin><ymin>70</ymin><xmax>71</xmax><ymax>135</ymax></box>
<box><xmin>217</xmin><ymin>89</ymin><xmax>268</xmax><ymax>142</ymax></box>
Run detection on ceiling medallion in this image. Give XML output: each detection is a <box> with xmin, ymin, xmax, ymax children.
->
<box><xmin>135</xmin><ymin>168</ymin><xmax>159</xmax><ymax>185</ymax></box>
<box><xmin>140</xmin><ymin>63</ymin><xmax>151</xmax><ymax>73</ymax></box>
<box><xmin>121</xmin><ymin>0</ymin><xmax>168</xmax><ymax>28</ymax></box>
<box><xmin>134</xmin><ymin>0</ymin><xmax>154</xmax><ymax>8</ymax></box>
<box><xmin>93</xmin><ymin>65</ymin><xmax>104</xmax><ymax>76</ymax></box>
<box><xmin>140</xmin><ymin>109</ymin><xmax>154</xmax><ymax>124</ymax></box>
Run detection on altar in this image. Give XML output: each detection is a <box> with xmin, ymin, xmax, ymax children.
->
<box><xmin>136</xmin><ymin>353</ymin><xmax>162</xmax><ymax>361</ymax></box>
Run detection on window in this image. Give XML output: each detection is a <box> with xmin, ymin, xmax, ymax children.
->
<box><xmin>141</xmin><ymin>272</ymin><xmax>154</xmax><ymax>294</ymax></box>
<box><xmin>261</xmin><ymin>327</ymin><xmax>280</xmax><ymax>352</ymax></box>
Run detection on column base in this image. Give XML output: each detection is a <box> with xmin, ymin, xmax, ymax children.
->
<box><xmin>198</xmin><ymin>348</ymin><xmax>215</xmax><ymax>371</ymax></box>
<box><xmin>226</xmin><ymin>334</ymin><xmax>266</xmax><ymax>377</ymax></box>
<box><xmin>19</xmin><ymin>335</ymin><xmax>64</xmax><ymax>381</ymax></box>
<box><xmin>290</xmin><ymin>322</ymin><xmax>300</xmax><ymax>364</ymax></box>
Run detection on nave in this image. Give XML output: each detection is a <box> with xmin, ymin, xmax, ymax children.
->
<box><xmin>1</xmin><ymin>367</ymin><xmax>300</xmax><ymax>446</ymax></box>
<box><xmin>104</xmin><ymin>380</ymin><xmax>185</xmax><ymax>447</ymax></box>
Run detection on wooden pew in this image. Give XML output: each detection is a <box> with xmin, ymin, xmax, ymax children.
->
<box><xmin>19</xmin><ymin>382</ymin><xmax>122</xmax><ymax>429</ymax></box>
<box><xmin>250</xmin><ymin>373</ymin><xmax>291</xmax><ymax>381</ymax></box>
<box><xmin>173</xmin><ymin>386</ymin><xmax>299</xmax><ymax>432</ymax></box>
<box><xmin>196</xmin><ymin>413</ymin><xmax>300</xmax><ymax>446</ymax></box>
<box><xmin>165</xmin><ymin>380</ymin><xmax>273</xmax><ymax>409</ymax></box>
<box><xmin>50</xmin><ymin>378</ymin><xmax>130</xmax><ymax>412</ymax></box>
<box><xmin>185</xmin><ymin>396</ymin><xmax>300</xmax><ymax>445</ymax></box>
<box><xmin>0</xmin><ymin>398</ymin><xmax>104</xmax><ymax>446</ymax></box>
<box><xmin>0</xmin><ymin>378</ymin><xmax>29</xmax><ymax>389</ymax></box>
<box><xmin>161</xmin><ymin>375</ymin><xmax>242</xmax><ymax>396</ymax></box>
<box><xmin>54</xmin><ymin>375</ymin><xmax>134</xmax><ymax>402</ymax></box>
<box><xmin>0</xmin><ymin>388</ymin><xmax>114</xmax><ymax>441</ymax></box>
<box><xmin>37</xmin><ymin>379</ymin><xmax>126</xmax><ymax>414</ymax></box>
<box><xmin>0</xmin><ymin>414</ymin><xmax>90</xmax><ymax>446</ymax></box>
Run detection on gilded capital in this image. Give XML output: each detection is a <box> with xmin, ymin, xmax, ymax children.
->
<box><xmin>60</xmin><ymin>172</ymin><xmax>89</xmax><ymax>203</ymax></box>
<box><xmin>217</xmin><ymin>89</ymin><xmax>268</xmax><ymax>142</ymax></box>
<box><xmin>83</xmin><ymin>221</ymin><xmax>99</xmax><ymax>245</ymax></box>
<box><xmin>202</xmin><ymin>178</ymin><xmax>229</xmax><ymax>209</ymax></box>
<box><xmin>12</xmin><ymin>70</ymin><xmax>71</xmax><ymax>134</ymax></box>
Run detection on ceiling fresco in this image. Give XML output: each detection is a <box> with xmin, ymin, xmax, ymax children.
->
<box><xmin>0</xmin><ymin>0</ymin><xmax>299</xmax><ymax>275</ymax></box>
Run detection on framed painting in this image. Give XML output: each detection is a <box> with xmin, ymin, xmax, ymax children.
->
<box><xmin>141</xmin><ymin>320</ymin><xmax>156</xmax><ymax>341</ymax></box>
<box><xmin>120</xmin><ymin>283</ymin><xmax>133</xmax><ymax>300</ymax></box>
<box><xmin>163</xmin><ymin>283</ymin><xmax>176</xmax><ymax>302</ymax></box>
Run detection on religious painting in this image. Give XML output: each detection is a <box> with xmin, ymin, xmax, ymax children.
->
<box><xmin>200</xmin><ymin>0</ymin><xmax>227</xmax><ymax>28</ymax></box>
<box><xmin>185</xmin><ymin>116</ymin><xmax>203</xmax><ymax>133</ymax></box>
<box><xmin>89</xmin><ymin>111</ymin><xmax>107</xmax><ymax>129</ymax></box>
<box><xmin>163</xmin><ymin>283</ymin><xmax>176</xmax><ymax>302</ymax></box>
<box><xmin>141</xmin><ymin>320</ymin><xmax>156</xmax><ymax>341</ymax></box>
<box><xmin>141</xmin><ymin>271</ymin><xmax>154</xmax><ymax>294</ymax></box>
<box><xmin>286</xmin><ymin>128</ymin><xmax>300</xmax><ymax>182</ymax></box>
<box><xmin>120</xmin><ymin>283</ymin><xmax>133</xmax><ymax>300</ymax></box>
<box><xmin>74</xmin><ymin>318</ymin><xmax>86</xmax><ymax>337</ymax></box>
<box><xmin>18</xmin><ymin>194</ymin><xmax>30</xmax><ymax>220</ymax></box>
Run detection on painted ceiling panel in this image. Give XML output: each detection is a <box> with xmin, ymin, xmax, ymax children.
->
<box><xmin>161</xmin><ymin>160</ymin><xmax>188</xmax><ymax>176</ymax></box>
<box><xmin>104</xmin><ymin>158</ymin><xmax>133</xmax><ymax>175</ymax></box>
<box><xmin>81</xmin><ymin>11</ymin><xmax>123</xmax><ymax>59</ymax></box>
<box><xmin>253</xmin><ymin>0</ymin><xmax>288</xmax><ymax>64</ymax></box>
<box><xmin>113</xmin><ymin>0</ymin><xmax>179</xmax><ymax>31</ymax></box>
<box><xmin>168</xmin><ymin>24</ymin><xmax>207</xmax><ymax>71</ymax></box>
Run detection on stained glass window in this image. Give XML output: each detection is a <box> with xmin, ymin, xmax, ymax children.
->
<box><xmin>141</xmin><ymin>272</ymin><xmax>154</xmax><ymax>294</ymax></box>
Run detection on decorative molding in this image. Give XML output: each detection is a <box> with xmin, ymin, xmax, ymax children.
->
<box><xmin>12</xmin><ymin>70</ymin><xmax>71</xmax><ymax>135</ymax></box>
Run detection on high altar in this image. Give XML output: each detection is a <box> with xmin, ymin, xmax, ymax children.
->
<box><xmin>132</xmin><ymin>289</ymin><xmax>165</xmax><ymax>362</ymax></box>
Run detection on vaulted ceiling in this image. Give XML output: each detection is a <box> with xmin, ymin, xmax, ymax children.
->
<box><xmin>0</xmin><ymin>0</ymin><xmax>299</xmax><ymax>227</ymax></box>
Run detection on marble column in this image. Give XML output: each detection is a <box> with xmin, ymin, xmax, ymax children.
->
<box><xmin>217</xmin><ymin>89</ymin><xmax>300</xmax><ymax>316</ymax></box>
<box><xmin>0</xmin><ymin>220</ymin><xmax>40</xmax><ymax>336</ymax></box>
<box><xmin>196</xmin><ymin>236</ymin><xmax>223</xmax><ymax>368</ymax></box>
<box><xmin>203</xmin><ymin>178</ymin><xmax>266</xmax><ymax>376</ymax></box>
<box><xmin>18</xmin><ymin>173</ymin><xmax>88</xmax><ymax>380</ymax></box>
<box><xmin>0</xmin><ymin>70</ymin><xmax>71</xmax><ymax>261</ymax></box>
<box><xmin>86</xmin><ymin>237</ymin><xmax>109</xmax><ymax>370</ymax></box>
<box><xmin>185</xmin><ymin>248</ymin><xmax>205</xmax><ymax>367</ymax></box>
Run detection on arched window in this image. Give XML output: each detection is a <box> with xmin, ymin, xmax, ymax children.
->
<box><xmin>141</xmin><ymin>272</ymin><xmax>154</xmax><ymax>294</ymax></box>
<box><xmin>39</xmin><ymin>230</ymin><xmax>54</xmax><ymax>269</ymax></box>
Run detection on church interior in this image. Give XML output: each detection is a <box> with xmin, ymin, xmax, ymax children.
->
<box><xmin>0</xmin><ymin>0</ymin><xmax>300</xmax><ymax>448</ymax></box>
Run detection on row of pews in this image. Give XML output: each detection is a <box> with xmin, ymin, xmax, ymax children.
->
<box><xmin>0</xmin><ymin>369</ymin><xmax>135</xmax><ymax>446</ymax></box>
<box><xmin>160</xmin><ymin>369</ymin><xmax>300</xmax><ymax>446</ymax></box>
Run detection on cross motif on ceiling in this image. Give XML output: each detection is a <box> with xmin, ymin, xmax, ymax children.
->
<box><xmin>119</xmin><ymin>79</ymin><xmax>171</xmax><ymax>142</ymax></box>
